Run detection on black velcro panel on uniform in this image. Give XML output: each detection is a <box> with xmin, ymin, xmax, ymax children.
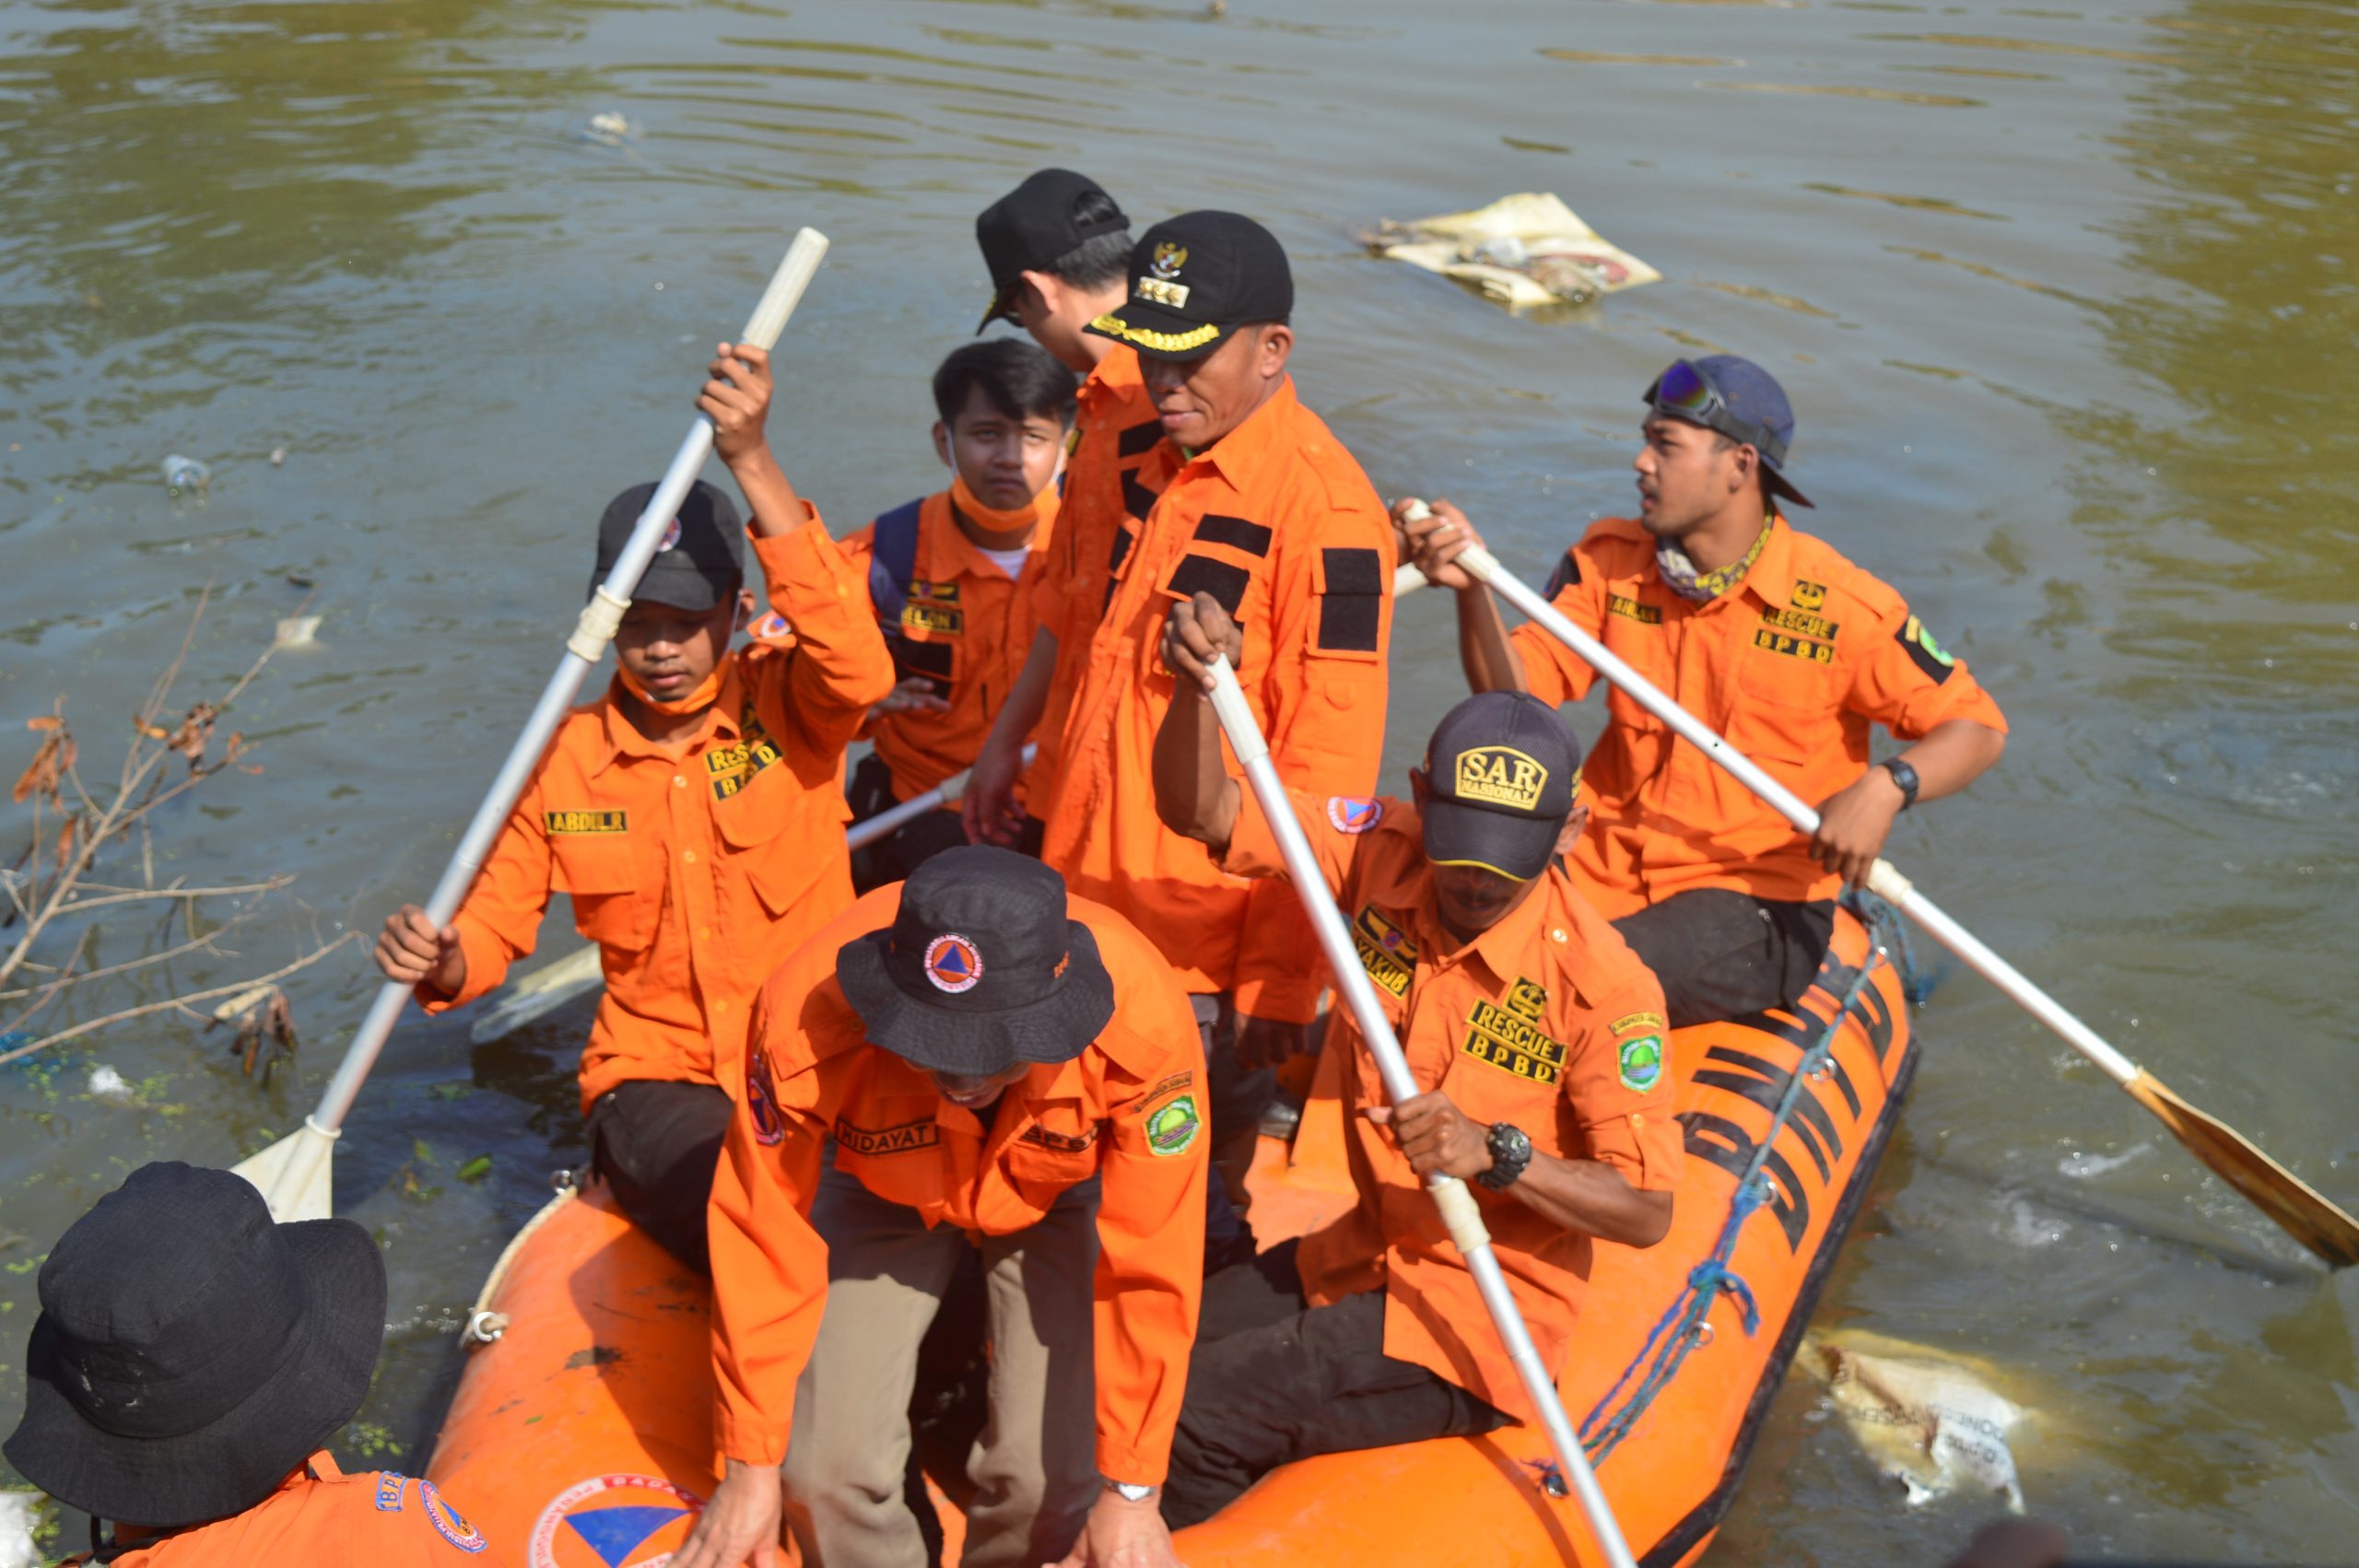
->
<box><xmin>1317</xmin><ymin>546</ymin><xmax>1386</xmax><ymax>653</ymax></box>
<box><xmin>893</xmin><ymin>637</ymin><xmax>955</xmax><ymax>698</ymax></box>
<box><xmin>1194</xmin><ymin>514</ymin><xmax>1273</xmax><ymax>556</ymax></box>
<box><xmin>1122</xmin><ymin>472</ymin><xmax>1161</xmax><ymax>521</ymax></box>
<box><xmin>1118</xmin><ymin>420</ymin><xmax>1165</xmax><ymax>458</ymax></box>
<box><xmin>1108</xmin><ymin>524</ymin><xmax>1136</xmax><ymax>576</ymax></box>
<box><xmin>1167</xmin><ymin>555</ymin><xmax>1251</xmax><ymax>615</ymax></box>
<box><xmin>1543</xmin><ymin>550</ymin><xmax>1582</xmax><ymax>599</ymax></box>
<box><xmin>1895</xmin><ymin>617</ymin><xmax>1954</xmax><ymax>685</ymax></box>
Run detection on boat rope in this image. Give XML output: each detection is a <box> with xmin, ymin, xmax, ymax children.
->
<box><xmin>1577</xmin><ymin>921</ymin><xmax>1895</xmax><ymax>1467</ymax></box>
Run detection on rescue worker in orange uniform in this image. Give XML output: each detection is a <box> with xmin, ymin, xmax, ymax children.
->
<box><xmin>1151</xmin><ymin>598</ymin><xmax>1679</xmax><ymax>1525</ymax></box>
<box><xmin>371</xmin><ymin>340</ymin><xmax>895</xmax><ymax>1271</ymax></box>
<box><xmin>968</xmin><ymin>210</ymin><xmax>1399</xmax><ymax>1211</ymax></box>
<box><xmin>839</xmin><ymin>338</ymin><xmax>1078</xmax><ymax>883</ymax></box>
<box><xmin>673</xmin><ymin>848</ymin><xmax>1205</xmax><ymax>1568</ymax></box>
<box><xmin>1403</xmin><ymin>356</ymin><xmax>2007</xmax><ymax>1026</ymax></box>
<box><xmin>6</xmin><ymin>1162</ymin><xmax>512</xmax><ymax>1565</ymax></box>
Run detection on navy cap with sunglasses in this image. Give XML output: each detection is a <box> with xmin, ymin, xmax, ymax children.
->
<box><xmin>1643</xmin><ymin>356</ymin><xmax>1813</xmax><ymax>509</ymax></box>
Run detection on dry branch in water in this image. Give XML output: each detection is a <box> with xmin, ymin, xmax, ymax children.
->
<box><xmin>1</xmin><ymin>588</ymin><xmax>346</xmax><ymax>1073</ymax></box>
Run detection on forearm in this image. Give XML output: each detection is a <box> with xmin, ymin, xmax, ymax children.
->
<box><xmin>1150</xmin><ymin>687</ymin><xmax>1239</xmax><ymax>852</ymax></box>
<box><xmin>1454</xmin><ymin>584</ymin><xmax>1527</xmax><ymax>695</ymax></box>
<box><xmin>1893</xmin><ymin>718</ymin><xmax>2006</xmax><ymax>804</ymax></box>
<box><xmin>1506</xmin><ymin>1151</ymin><xmax>1672</xmax><ymax>1247</ymax></box>
<box><xmin>726</xmin><ymin>445</ymin><xmax>812</xmax><ymax>539</ymax></box>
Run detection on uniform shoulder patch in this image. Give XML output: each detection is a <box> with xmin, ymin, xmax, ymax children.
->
<box><xmin>1617</xmin><ymin>1034</ymin><xmax>1665</xmax><ymax>1094</ymax></box>
<box><xmin>374</xmin><ymin>1471</ymin><xmax>407</xmax><ymax>1512</ymax></box>
<box><xmin>1895</xmin><ymin>612</ymin><xmax>1956</xmax><ymax>684</ymax></box>
<box><xmin>1326</xmin><ymin>795</ymin><xmax>1383</xmax><ymax>834</ymax></box>
<box><xmin>1143</xmin><ymin>1075</ymin><xmax>1202</xmax><ymax>1158</ymax></box>
<box><xmin>417</xmin><ymin>1480</ymin><xmax>488</xmax><ymax>1554</ymax></box>
<box><xmin>745</xmin><ymin>1046</ymin><xmax>786</xmax><ymax>1146</ymax></box>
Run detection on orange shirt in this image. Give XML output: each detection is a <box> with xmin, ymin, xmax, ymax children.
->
<box><xmin>75</xmin><ymin>1453</ymin><xmax>512</xmax><ymax>1566</ymax></box>
<box><xmin>1223</xmin><ymin>787</ymin><xmax>1681</xmax><ymax>1425</ymax></box>
<box><xmin>1513</xmin><ymin>515</ymin><xmax>2009</xmax><ymax>918</ymax></box>
<box><xmin>709</xmin><ymin>886</ymin><xmax>1207</xmax><ymax>1483</ymax></box>
<box><xmin>1035</xmin><ymin>378</ymin><xmax>1395</xmax><ymax>1021</ymax></box>
<box><xmin>840</xmin><ymin>486</ymin><xmax>1058</xmax><ymax>801</ymax></box>
<box><xmin>419</xmin><ymin>514</ymin><xmax>896</xmax><ymax>1111</ymax></box>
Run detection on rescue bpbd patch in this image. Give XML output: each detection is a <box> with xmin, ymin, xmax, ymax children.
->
<box><xmin>1461</xmin><ymin>999</ymin><xmax>1568</xmax><ymax>1086</ymax></box>
<box><xmin>1453</xmin><ymin>745</ymin><xmax>1548</xmax><ymax>811</ymax></box>
<box><xmin>1754</xmin><ymin>626</ymin><xmax>1835</xmax><ymax>665</ymax></box>
<box><xmin>1144</xmin><ymin>1086</ymin><xmax>1202</xmax><ymax>1157</ymax></box>
<box><xmin>545</xmin><ymin>808</ymin><xmax>627</xmax><ymax>835</ymax></box>
<box><xmin>706</xmin><ymin>706</ymin><xmax>784</xmax><ymax>800</ymax></box>
<box><xmin>1618</xmin><ymin>1034</ymin><xmax>1666</xmax><ymax>1093</ymax></box>
<box><xmin>1760</xmin><ymin>605</ymin><xmax>1840</xmax><ymax>642</ymax></box>
<box><xmin>835</xmin><ymin>1117</ymin><xmax>941</xmax><ymax>1158</ymax></box>
<box><xmin>1351</xmin><ymin>905</ymin><xmax>1416</xmax><ymax>999</ymax></box>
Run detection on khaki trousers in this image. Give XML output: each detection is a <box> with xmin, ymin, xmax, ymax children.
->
<box><xmin>780</xmin><ymin>1159</ymin><xmax>1100</xmax><ymax>1568</ymax></box>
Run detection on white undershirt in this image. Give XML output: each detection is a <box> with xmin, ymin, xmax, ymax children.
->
<box><xmin>977</xmin><ymin>544</ymin><xmax>1030</xmax><ymax>579</ymax></box>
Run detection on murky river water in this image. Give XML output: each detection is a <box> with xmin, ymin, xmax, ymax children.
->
<box><xmin>5</xmin><ymin>0</ymin><xmax>2356</xmax><ymax>1559</ymax></box>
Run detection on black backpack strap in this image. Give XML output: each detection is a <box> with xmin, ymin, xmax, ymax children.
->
<box><xmin>866</xmin><ymin>497</ymin><xmax>926</xmax><ymax>633</ymax></box>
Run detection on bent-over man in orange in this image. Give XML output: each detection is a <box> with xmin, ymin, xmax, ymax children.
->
<box><xmin>675</xmin><ymin>848</ymin><xmax>1206</xmax><ymax>1568</ymax></box>
<box><xmin>969</xmin><ymin>210</ymin><xmax>1398</xmax><ymax>1211</ymax></box>
<box><xmin>839</xmin><ymin>338</ymin><xmax>1077</xmax><ymax>883</ymax></box>
<box><xmin>371</xmin><ymin>341</ymin><xmax>894</xmax><ymax>1271</ymax></box>
<box><xmin>1153</xmin><ymin>600</ymin><xmax>1678</xmax><ymax>1526</ymax></box>
<box><xmin>6</xmin><ymin>1162</ymin><xmax>514</xmax><ymax>1566</ymax></box>
<box><xmin>1405</xmin><ymin>355</ymin><xmax>2006</xmax><ymax>1027</ymax></box>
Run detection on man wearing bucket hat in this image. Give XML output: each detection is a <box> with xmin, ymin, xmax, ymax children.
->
<box><xmin>675</xmin><ymin>847</ymin><xmax>1204</xmax><ymax>1568</ymax></box>
<box><xmin>967</xmin><ymin>208</ymin><xmax>1398</xmax><ymax>1215</ymax></box>
<box><xmin>1400</xmin><ymin>354</ymin><xmax>2007</xmax><ymax>1026</ymax></box>
<box><xmin>1150</xmin><ymin>597</ymin><xmax>1680</xmax><ymax>1524</ymax></box>
<box><xmin>372</xmin><ymin>343</ymin><xmax>893</xmax><ymax>1276</ymax></box>
<box><xmin>4</xmin><ymin>1162</ymin><xmax>511</xmax><ymax>1564</ymax></box>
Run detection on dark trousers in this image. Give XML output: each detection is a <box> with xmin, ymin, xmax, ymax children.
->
<box><xmin>1612</xmin><ymin>887</ymin><xmax>1836</xmax><ymax>1029</ymax></box>
<box><xmin>586</xmin><ymin>1079</ymin><xmax>734</xmax><ymax>1274</ymax></box>
<box><xmin>1162</xmin><ymin>1241</ymin><xmax>1506</xmax><ymax>1528</ymax></box>
<box><xmin>1194</xmin><ymin>992</ymin><xmax>1274</xmax><ymax>1225</ymax></box>
<box><xmin>849</xmin><ymin>753</ymin><xmax>1044</xmax><ymax>895</ymax></box>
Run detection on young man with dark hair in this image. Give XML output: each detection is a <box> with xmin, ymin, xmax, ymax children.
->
<box><xmin>1402</xmin><ymin>355</ymin><xmax>2008</xmax><ymax>1027</ymax></box>
<box><xmin>839</xmin><ymin>337</ymin><xmax>1079</xmax><ymax>883</ymax></box>
<box><xmin>1149</xmin><ymin>597</ymin><xmax>1677</xmax><ymax>1525</ymax></box>
<box><xmin>371</xmin><ymin>342</ymin><xmax>895</xmax><ymax>1272</ymax></box>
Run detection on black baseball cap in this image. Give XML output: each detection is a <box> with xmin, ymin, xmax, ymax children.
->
<box><xmin>592</xmin><ymin>478</ymin><xmax>745</xmax><ymax>613</ymax></box>
<box><xmin>974</xmin><ymin>169</ymin><xmax>1131</xmax><ymax>333</ymax></box>
<box><xmin>1643</xmin><ymin>355</ymin><xmax>1814</xmax><ymax>509</ymax></box>
<box><xmin>1083</xmin><ymin>211</ymin><xmax>1294</xmax><ymax>362</ymax></box>
<box><xmin>836</xmin><ymin>847</ymin><xmax>1118</xmax><ymax>1078</ymax></box>
<box><xmin>1421</xmin><ymin>692</ymin><xmax>1582</xmax><ymax>883</ymax></box>
<box><xmin>4</xmin><ymin>1162</ymin><xmax>386</xmax><ymax>1528</ymax></box>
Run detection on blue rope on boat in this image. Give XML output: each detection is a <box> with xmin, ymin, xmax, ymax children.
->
<box><xmin>1576</xmin><ymin>945</ymin><xmax>1886</xmax><ymax>1466</ymax></box>
<box><xmin>1847</xmin><ymin>886</ymin><xmax>1933</xmax><ymax>1005</ymax></box>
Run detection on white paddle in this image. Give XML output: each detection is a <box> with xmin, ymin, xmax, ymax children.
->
<box><xmin>1201</xmin><ymin>652</ymin><xmax>1640</xmax><ymax>1568</ymax></box>
<box><xmin>234</xmin><ymin>230</ymin><xmax>832</xmax><ymax>1223</ymax></box>
<box><xmin>465</xmin><ymin>743</ymin><xmax>1039</xmax><ymax>1045</ymax></box>
<box><xmin>1402</xmin><ymin>503</ymin><xmax>2359</xmax><ymax>1268</ymax></box>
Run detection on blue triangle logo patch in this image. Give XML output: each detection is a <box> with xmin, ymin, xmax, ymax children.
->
<box><xmin>564</xmin><ymin>1504</ymin><xmax>690</xmax><ymax>1567</ymax></box>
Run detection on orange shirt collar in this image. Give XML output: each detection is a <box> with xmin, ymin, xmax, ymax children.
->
<box><xmin>1735</xmin><ymin>510</ymin><xmax>1799</xmax><ymax>611</ymax></box>
<box><xmin>1177</xmin><ymin>375</ymin><xmax>1300</xmax><ymax>490</ymax></box>
<box><xmin>593</xmin><ymin>654</ymin><xmax>746</xmax><ymax>775</ymax></box>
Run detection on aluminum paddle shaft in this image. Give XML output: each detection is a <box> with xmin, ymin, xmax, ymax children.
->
<box><xmin>1202</xmin><ymin>656</ymin><xmax>1640</xmax><ymax>1568</ymax></box>
<box><xmin>242</xmin><ymin>230</ymin><xmax>830</xmax><ymax>1222</ymax></box>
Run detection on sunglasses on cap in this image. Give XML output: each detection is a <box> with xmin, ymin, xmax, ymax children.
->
<box><xmin>1644</xmin><ymin>359</ymin><xmax>1789</xmax><ymax>467</ymax></box>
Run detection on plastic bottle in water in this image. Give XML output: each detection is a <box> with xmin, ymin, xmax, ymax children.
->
<box><xmin>162</xmin><ymin>454</ymin><xmax>210</xmax><ymax>496</ymax></box>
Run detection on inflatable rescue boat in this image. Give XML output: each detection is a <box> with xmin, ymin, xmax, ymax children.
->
<box><xmin>426</xmin><ymin>904</ymin><xmax>1917</xmax><ymax>1567</ymax></box>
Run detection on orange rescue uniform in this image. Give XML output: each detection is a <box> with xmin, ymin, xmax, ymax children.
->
<box><xmin>71</xmin><ymin>1453</ymin><xmax>511</xmax><ymax>1566</ymax></box>
<box><xmin>1036</xmin><ymin>378</ymin><xmax>1395</xmax><ymax>1020</ymax></box>
<box><xmin>1514</xmin><ymin>515</ymin><xmax>2009</xmax><ymax>919</ymax></box>
<box><xmin>418</xmin><ymin>513</ymin><xmax>896</xmax><ymax>1111</ymax></box>
<box><xmin>709</xmin><ymin>886</ymin><xmax>1208</xmax><ymax>1483</ymax></box>
<box><xmin>1224</xmin><ymin>787</ymin><xmax>1682</xmax><ymax>1424</ymax></box>
<box><xmin>840</xmin><ymin>486</ymin><xmax>1058</xmax><ymax>802</ymax></box>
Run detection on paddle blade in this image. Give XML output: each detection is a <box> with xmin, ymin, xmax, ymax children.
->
<box><xmin>2124</xmin><ymin>1071</ymin><xmax>2359</xmax><ymax>1268</ymax></box>
<box><xmin>230</xmin><ymin>1119</ymin><xmax>336</xmax><ymax>1223</ymax></box>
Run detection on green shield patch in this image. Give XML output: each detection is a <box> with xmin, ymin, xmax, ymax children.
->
<box><xmin>1145</xmin><ymin>1094</ymin><xmax>1202</xmax><ymax>1157</ymax></box>
<box><xmin>1618</xmin><ymin>1035</ymin><xmax>1664</xmax><ymax>1093</ymax></box>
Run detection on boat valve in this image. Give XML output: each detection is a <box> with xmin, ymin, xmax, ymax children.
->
<box><xmin>464</xmin><ymin>1309</ymin><xmax>511</xmax><ymax>1346</ymax></box>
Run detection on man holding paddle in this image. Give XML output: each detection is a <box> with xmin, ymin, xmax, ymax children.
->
<box><xmin>372</xmin><ymin>340</ymin><xmax>894</xmax><ymax>1272</ymax></box>
<box><xmin>1150</xmin><ymin>597</ymin><xmax>1679</xmax><ymax>1525</ymax></box>
<box><xmin>1401</xmin><ymin>356</ymin><xmax>2008</xmax><ymax>1026</ymax></box>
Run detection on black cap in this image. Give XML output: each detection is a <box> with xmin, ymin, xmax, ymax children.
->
<box><xmin>1643</xmin><ymin>355</ymin><xmax>1813</xmax><ymax>509</ymax></box>
<box><xmin>4</xmin><ymin>1162</ymin><xmax>387</xmax><ymax>1528</ymax></box>
<box><xmin>592</xmin><ymin>478</ymin><xmax>745</xmax><ymax>612</ymax></box>
<box><xmin>974</xmin><ymin>169</ymin><xmax>1131</xmax><ymax>333</ymax></box>
<box><xmin>1421</xmin><ymin>693</ymin><xmax>1581</xmax><ymax>883</ymax></box>
<box><xmin>835</xmin><ymin>847</ymin><xmax>1118</xmax><ymax>1078</ymax></box>
<box><xmin>1084</xmin><ymin>211</ymin><xmax>1293</xmax><ymax>362</ymax></box>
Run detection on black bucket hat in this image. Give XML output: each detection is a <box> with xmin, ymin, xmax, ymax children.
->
<box><xmin>836</xmin><ymin>846</ymin><xmax>1117</xmax><ymax>1077</ymax></box>
<box><xmin>4</xmin><ymin>1162</ymin><xmax>386</xmax><ymax>1528</ymax></box>
<box><xmin>1421</xmin><ymin>692</ymin><xmax>1582</xmax><ymax>883</ymax></box>
<box><xmin>592</xmin><ymin>477</ymin><xmax>746</xmax><ymax>613</ymax></box>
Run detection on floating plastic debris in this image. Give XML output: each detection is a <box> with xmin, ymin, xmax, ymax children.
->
<box><xmin>1803</xmin><ymin>1328</ymin><xmax>2026</xmax><ymax>1511</ymax></box>
<box><xmin>579</xmin><ymin>111</ymin><xmax>639</xmax><ymax>147</ymax></box>
<box><xmin>0</xmin><ymin>1490</ymin><xmax>45</xmax><ymax>1568</ymax></box>
<box><xmin>162</xmin><ymin>454</ymin><xmax>210</xmax><ymax>496</ymax></box>
<box><xmin>274</xmin><ymin>614</ymin><xmax>323</xmax><ymax>649</ymax></box>
<box><xmin>1357</xmin><ymin>193</ymin><xmax>1661</xmax><ymax>311</ymax></box>
<box><xmin>269</xmin><ymin>447</ymin><xmax>287</xmax><ymax>467</ymax></box>
<box><xmin>88</xmin><ymin>1065</ymin><xmax>133</xmax><ymax>1101</ymax></box>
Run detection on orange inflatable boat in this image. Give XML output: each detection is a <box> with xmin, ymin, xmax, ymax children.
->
<box><xmin>426</xmin><ymin>905</ymin><xmax>1917</xmax><ymax>1567</ymax></box>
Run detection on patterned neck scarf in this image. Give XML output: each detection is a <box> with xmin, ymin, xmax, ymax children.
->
<box><xmin>1657</xmin><ymin>515</ymin><xmax>1774</xmax><ymax>603</ymax></box>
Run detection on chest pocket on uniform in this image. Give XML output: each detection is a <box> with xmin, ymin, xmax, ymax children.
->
<box><xmin>1003</xmin><ymin>1106</ymin><xmax>1102</xmax><ymax>1195</ymax></box>
<box><xmin>1443</xmin><ymin>992</ymin><xmax>1572</xmax><ymax>1126</ymax></box>
<box><xmin>548</xmin><ymin>827</ymin><xmax>655</xmax><ymax>953</ymax></box>
<box><xmin>1732</xmin><ymin>603</ymin><xmax>1845</xmax><ymax>763</ymax></box>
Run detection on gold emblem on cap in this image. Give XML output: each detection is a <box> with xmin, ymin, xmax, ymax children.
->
<box><xmin>1135</xmin><ymin>276</ymin><xmax>1191</xmax><ymax>309</ymax></box>
<box><xmin>1150</xmin><ymin>241</ymin><xmax>1188</xmax><ymax>279</ymax></box>
<box><xmin>1455</xmin><ymin>745</ymin><xmax>1548</xmax><ymax>811</ymax></box>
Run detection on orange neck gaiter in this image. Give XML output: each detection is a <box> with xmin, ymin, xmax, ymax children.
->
<box><xmin>949</xmin><ymin>474</ymin><xmax>1056</xmax><ymax>540</ymax></box>
<box><xmin>616</xmin><ymin>652</ymin><xmax>729</xmax><ymax>717</ymax></box>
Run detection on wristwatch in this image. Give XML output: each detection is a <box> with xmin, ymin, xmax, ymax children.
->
<box><xmin>1105</xmin><ymin>1480</ymin><xmax>1158</xmax><ymax>1504</ymax></box>
<box><xmin>1476</xmin><ymin>1122</ymin><xmax>1533</xmax><ymax>1191</ymax></box>
<box><xmin>1877</xmin><ymin>756</ymin><xmax>1920</xmax><ymax>812</ymax></box>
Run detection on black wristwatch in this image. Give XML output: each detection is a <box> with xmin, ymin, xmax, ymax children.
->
<box><xmin>1476</xmin><ymin>1122</ymin><xmax>1533</xmax><ymax>1190</ymax></box>
<box><xmin>1877</xmin><ymin>757</ymin><xmax>1920</xmax><ymax>812</ymax></box>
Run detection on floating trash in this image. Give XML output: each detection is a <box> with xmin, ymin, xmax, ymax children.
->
<box><xmin>1357</xmin><ymin>193</ymin><xmax>1661</xmax><ymax>311</ymax></box>
<box><xmin>1803</xmin><ymin>1328</ymin><xmax>2027</xmax><ymax>1511</ymax></box>
<box><xmin>88</xmin><ymin>1065</ymin><xmax>133</xmax><ymax>1102</ymax></box>
<box><xmin>578</xmin><ymin>111</ymin><xmax>639</xmax><ymax>147</ymax></box>
<box><xmin>162</xmin><ymin>454</ymin><xmax>210</xmax><ymax>496</ymax></box>
<box><xmin>269</xmin><ymin>447</ymin><xmax>287</xmax><ymax>467</ymax></box>
<box><xmin>274</xmin><ymin>614</ymin><xmax>323</xmax><ymax>649</ymax></box>
<box><xmin>1</xmin><ymin>1490</ymin><xmax>46</xmax><ymax>1568</ymax></box>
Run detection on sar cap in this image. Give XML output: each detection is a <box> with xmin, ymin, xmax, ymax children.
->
<box><xmin>1084</xmin><ymin>211</ymin><xmax>1293</xmax><ymax>361</ymax></box>
<box><xmin>974</xmin><ymin>169</ymin><xmax>1131</xmax><ymax>333</ymax></box>
<box><xmin>1421</xmin><ymin>692</ymin><xmax>1581</xmax><ymax>883</ymax></box>
<box><xmin>592</xmin><ymin>478</ymin><xmax>745</xmax><ymax>613</ymax></box>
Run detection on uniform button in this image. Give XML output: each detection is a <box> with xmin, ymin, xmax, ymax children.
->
<box><xmin>1551</xmin><ymin>928</ymin><xmax>1567</xmax><ymax>943</ymax></box>
<box><xmin>683</xmin><ymin>850</ymin><xmax>698</xmax><ymax>864</ymax></box>
<box><xmin>674</xmin><ymin>775</ymin><xmax>687</xmax><ymax>788</ymax></box>
<box><xmin>1631</xmin><ymin>1112</ymin><xmax>1646</xmax><ymax>1128</ymax></box>
<box><xmin>713</xmin><ymin>1000</ymin><xmax>729</xmax><ymax>1013</ymax></box>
